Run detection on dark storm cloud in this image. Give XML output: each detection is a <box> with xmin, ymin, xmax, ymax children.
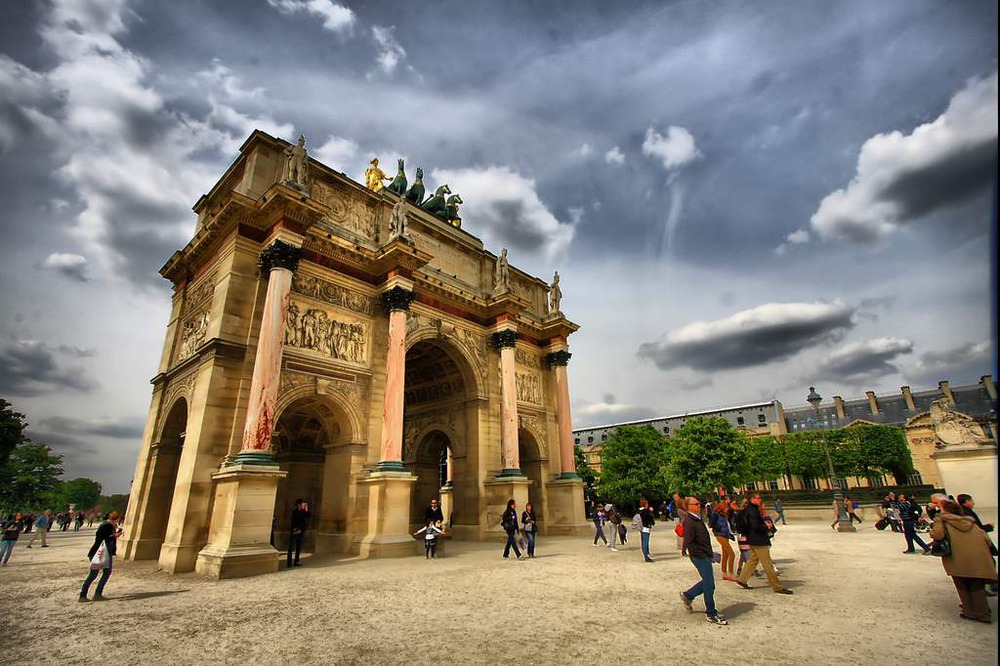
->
<box><xmin>0</xmin><ymin>340</ymin><xmax>99</xmax><ymax>396</ymax></box>
<box><xmin>905</xmin><ymin>341</ymin><xmax>992</xmax><ymax>387</ymax></box>
<box><xmin>637</xmin><ymin>302</ymin><xmax>856</xmax><ymax>372</ymax></box>
<box><xmin>814</xmin><ymin>337</ymin><xmax>914</xmax><ymax>384</ymax></box>
<box><xmin>35</xmin><ymin>415</ymin><xmax>144</xmax><ymax>440</ymax></box>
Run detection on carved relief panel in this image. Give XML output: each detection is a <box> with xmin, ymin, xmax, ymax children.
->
<box><xmin>312</xmin><ymin>183</ymin><xmax>377</xmax><ymax>241</ymax></box>
<box><xmin>515</xmin><ymin>372</ymin><xmax>543</xmax><ymax>406</ymax></box>
<box><xmin>284</xmin><ymin>297</ymin><xmax>370</xmax><ymax>367</ymax></box>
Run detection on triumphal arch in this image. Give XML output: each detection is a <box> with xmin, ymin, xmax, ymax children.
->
<box><xmin>120</xmin><ymin>131</ymin><xmax>588</xmax><ymax>578</ymax></box>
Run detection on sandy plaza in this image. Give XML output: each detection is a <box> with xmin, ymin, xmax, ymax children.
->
<box><xmin>3</xmin><ymin>518</ymin><xmax>996</xmax><ymax>666</ymax></box>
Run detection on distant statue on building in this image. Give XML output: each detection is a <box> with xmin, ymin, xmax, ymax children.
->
<box><xmin>929</xmin><ymin>396</ymin><xmax>989</xmax><ymax>447</ymax></box>
<box><xmin>389</xmin><ymin>197</ymin><xmax>407</xmax><ymax>238</ymax></box>
<box><xmin>548</xmin><ymin>271</ymin><xmax>562</xmax><ymax>313</ymax></box>
<box><xmin>283</xmin><ymin>135</ymin><xmax>309</xmax><ymax>190</ymax></box>
<box><xmin>494</xmin><ymin>248</ymin><xmax>510</xmax><ymax>294</ymax></box>
<box><xmin>365</xmin><ymin>158</ymin><xmax>390</xmax><ymax>191</ymax></box>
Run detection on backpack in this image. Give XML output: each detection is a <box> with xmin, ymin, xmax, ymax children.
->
<box><xmin>734</xmin><ymin>509</ymin><xmax>749</xmax><ymax>535</ymax></box>
<box><xmin>632</xmin><ymin>513</ymin><xmax>642</xmax><ymax>531</ymax></box>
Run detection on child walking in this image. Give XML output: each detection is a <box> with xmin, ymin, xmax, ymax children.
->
<box><xmin>414</xmin><ymin>521</ymin><xmax>444</xmax><ymax>558</ymax></box>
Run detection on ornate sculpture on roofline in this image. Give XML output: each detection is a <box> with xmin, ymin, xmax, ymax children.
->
<box><xmin>283</xmin><ymin>135</ymin><xmax>309</xmax><ymax>191</ymax></box>
<box><xmin>493</xmin><ymin>248</ymin><xmax>510</xmax><ymax>295</ymax></box>
<box><xmin>929</xmin><ymin>396</ymin><xmax>991</xmax><ymax>448</ymax></box>
<box><xmin>389</xmin><ymin>196</ymin><xmax>408</xmax><ymax>239</ymax></box>
<box><xmin>386</xmin><ymin>158</ymin><xmax>407</xmax><ymax>195</ymax></box>
<box><xmin>364</xmin><ymin>157</ymin><xmax>391</xmax><ymax>191</ymax></box>
<box><xmin>548</xmin><ymin>271</ymin><xmax>562</xmax><ymax>313</ymax></box>
<box><xmin>405</xmin><ymin>167</ymin><xmax>425</xmax><ymax>204</ymax></box>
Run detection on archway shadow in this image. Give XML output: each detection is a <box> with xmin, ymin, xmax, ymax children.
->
<box><xmin>717</xmin><ymin>601</ymin><xmax>756</xmax><ymax>619</ymax></box>
<box><xmin>115</xmin><ymin>589</ymin><xmax>190</xmax><ymax>601</ymax></box>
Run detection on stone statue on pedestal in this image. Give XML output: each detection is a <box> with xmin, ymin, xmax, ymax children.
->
<box><xmin>283</xmin><ymin>135</ymin><xmax>309</xmax><ymax>190</ymax></box>
<box><xmin>930</xmin><ymin>397</ymin><xmax>990</xmax><ymax>448</ymax></box>
<box><xmin>548</xmin><ymin>271</ymin><xmax>562</xmax><ymax>313</ymax></box>
<box><xmin>389</xmin><ymin>197</ymin><xmax>408</xmax><ymax>239</ymax></box>
<box><xmin>493</xmin><ymin>248</ymin><xmax>510</xmax><ymax>294</ymax></box>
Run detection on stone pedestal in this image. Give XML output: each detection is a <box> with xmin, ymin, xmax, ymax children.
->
<box><xmin>195</xmin><ymin>464</ymin><xmax>287</xmax><ymax>579</ymax></box>
<box><xmin>484</xmin><ymin>475</ymin><xmax>531</xmax><ymax>533</ymax></box>
<box><xmin>544</xmin><ymin>477</ymin><xmax>590</xmax><ymax>536</ymax></box>
<box><xmin>933</xmin><ymin>445</ymin><xmax>998</xmax><ymax>511</ymax></box>
<box><xmin>356</xmin><ymin>471</ymin><xmax>417</xmax><ymax>558</ymax></box>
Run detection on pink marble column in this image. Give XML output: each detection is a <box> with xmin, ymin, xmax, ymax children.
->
<box><xmin>236</xmin><ymin>241</ymin><xmax>302</xmax><ymax>465</ymax></box>
<box><xmin>492</xmin><ymin>330</ymin><xmax>521</xmax><ymax>476</ymax></box>
<box><xmin>446</xmin><ymin>447</ymin><xmax>453</xmax><ymax>485</ymax></box>
<box><xmin>378</xmin><ymin>287</ymin><xmax>415</xmax><ymax>471</ymax></box>
<box><xmin>547</xmin><ymin>350</ymin><xmax>578</xmax><ymax>478</ymax></box>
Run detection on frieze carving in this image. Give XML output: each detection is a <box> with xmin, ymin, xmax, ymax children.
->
<box><xmin>285</xmin><ymin>300</ymin><xmax>368</xmax><ymax>365</ymax></box>
<box><xmin>518</xmin><ymin>412</ymin><xmax>546</xmax><ymax>443</ymax></box>
<box><xmin>177</xmin><ymin>311</ymin><xmax>209</xmax><ymax>361</ymax></box>
<box><xmin>159</xmin><ymin>368</ymin><xmax>198</xmax><ymax>434</ymax></box>
<box><xmin>292</xmin><ymin>274</ymin><xmax>377</xmax><ymax>316</ymax></box>
<box><xmin>187</xmin><ymin>274</ymin><xmax>216</xmax><ymax>307</ymax></box>
<box><xmin>515</xmin><ymin>372</ymin><xmax>542</xmax><ymax>405</ymax></box>
<box><xmin>259</xmin><ymin>240</ymin><xmax>302</xmax><ymax>276</ymax></box>
<box><xmin>515</xmin><ymin>348</ymin><xmax>540</xmax><ymax>369</ymax></box>
<box><xmin>314</xmin><ymin>184</ymin><xmax>377</xmax><ymax>240</ymax></box>
<box><xmin>317</xmin><ymin>377</ymin><xmax>367</xmax><ymax>409</ymax></box>
<box><xmin>279</xmin><ymin>370</ymin><xmax>316</xmax><ymax>396</ymax></box>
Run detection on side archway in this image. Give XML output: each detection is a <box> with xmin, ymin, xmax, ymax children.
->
<box><xmin>519</xmin><ymin>427</ymin><xmax>546</xmax><ymax>524</ymax></box>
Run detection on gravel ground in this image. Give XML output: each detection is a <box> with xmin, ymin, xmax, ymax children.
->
<box><xmin>2</xmin><ymin>518</ymin><xmax>996</xmax><ymax>665</ymax></box>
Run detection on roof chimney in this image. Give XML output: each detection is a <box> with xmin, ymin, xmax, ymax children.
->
<box><xmin>865</xmin><ymin>391</ymin><xmax>880</xmax><ymax>416</ymax></box>
<box><xmin>981</xmin><ymin>375</ymin><xmax>997</xmax><ymax>401</ymax></box>
<box><xmin>938</xmin><ymin>380</ymin><xmax>955</xmax><ymax>405</ymax></box>
<box><xmin>833</xmin><ymin>396</ymin><xmax>846</xmax><ymax>419</ymax></box>
<box><xmin>901</xmin><ymin>386</ymin><xmax>915</xmax><ymax>411</ymax></box>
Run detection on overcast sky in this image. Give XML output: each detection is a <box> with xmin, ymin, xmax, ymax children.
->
<box><xmin>0</xmin><ymin>1</ymin><xmax>996</xmax><ymax>494</ymax></box>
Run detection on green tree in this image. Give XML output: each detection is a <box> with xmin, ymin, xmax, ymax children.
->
<box><xmin>98</xmin><ymin>493</ymin><xmax>130</xmax><ymax>517</ymax></box>
<box><xmin>783</xmin><ymin>431</ymin><xmax>829</xmax><ymax>480</ymax></box>
<box><xmin>58</xmin><ymin>477</ymin><xmax>103</xmax><ymax>511</ymax></box>
<box><xmin>595</xmin><ymin>425</ymin><xmax>670</xmax><ymax>505</ymax></box>
<box><xmin>0</xmin><ymin>442</ymin><xmax>64</xmax><ymax>511</ymax></box>
<box><xmin>0</xmin><ymin>398</ymin><xmax>29</xmax><ymax>467</ymax></box>
<box><xmin>746</xmin><ymin>435</ymin><xmax>788</xmax><ymax>484</ymax></box>
<box><xmin>849</xmin><ymin>424</ymin><xmax>914</xmax><ymax>484</ymax></box>
<box><xmin>665</xmin><ymin>416</ymin><xmax>749</xmax><ymax>496</ymax></box>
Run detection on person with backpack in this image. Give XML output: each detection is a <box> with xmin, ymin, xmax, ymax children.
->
<box><xmin>734</xmin><ymin>494</ymin><xmax>793</xmax><ymax>594</ymax></box>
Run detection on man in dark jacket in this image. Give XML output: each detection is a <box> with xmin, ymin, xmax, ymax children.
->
<box><xmin>898</xmin><ymin>493</ymin><xmax>930</xmax><ymax>554</ymax></box>
<box><xmin>287</xmin><ymin>499</ymin><xmax>311</xmax><ymax>567</ymax></box>
<box><xmin>79</xmin><ymin>511</ymin><xmax>120</xmax><ymax>602</ymax></box>
<box><xmin>679</xmin><ymin>498</ymin><xmax>728</xmax><ymax>625</ymax></box>
<box><xmin>735</xmin><ymin>494</ymin><xmax>793</xmax><ymax>594</ymax></box>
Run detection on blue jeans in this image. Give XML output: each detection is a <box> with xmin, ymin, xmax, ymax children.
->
<box><xmin>640</xmin><ymin>530</ymin><xmax>651</xmax><ymax>560</ymax></box>
<box><xmin>524</xmin><ymin>530</ymin><xmax>536</xmax><ymax>556</ymax></box>
<box><xmin>684</xmin><ymin>555</ymin><xmax>718</xmax><ymax>617</ymax></box>
<box><xmin>81</xmin><ymin>560</ymin><xmax>113</xmax><ymax>598</ymax></box>
<box><xmin>0</xmin><ymin>539</ymin><xmax>15</xmax><ymax>564</ymax></box>
<box><xmin>903</xmin><ymin>521</ymin><xmax>929</xmax><ymax>552</ymax></box>
<box><xmin>503</xmin><ymin>529</ymin><xmax>521</xmax><ymax>558</ymax></box>
<box><xmin>593</xmin><ymin>524</ymin><xmax>607</xmax><ymax>545</ymax></box>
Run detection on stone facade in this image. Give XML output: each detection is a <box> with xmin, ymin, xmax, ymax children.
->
<box><xmin>120</xmin><ymin>131</ymin><xmax>588</xmax><ymax>578</ymax></box>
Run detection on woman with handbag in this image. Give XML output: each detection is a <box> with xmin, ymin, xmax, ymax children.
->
<box><xmin>929</xmin><ymin>500</ymin><xmax>997</xmax><ymax>623</ymax></box>
<box><xmin>79</xmin><ymin>511</ymin><xmax>121</xmax><ymax>602</ymax></box>
<box><xmin>711</xmin><ymin>501</ymin><xmax>737</xmax><ymax>581</ymax></box>
<box><xmin>501</xmin><ymin>499</ymin><xmax>522</xmax><ymax>559</ymax></box>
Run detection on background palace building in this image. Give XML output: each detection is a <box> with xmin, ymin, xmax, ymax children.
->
<box><xmin>575</xmin><ymin>376</ymin><xmax>998</xmax><ymax>492</ymax></box>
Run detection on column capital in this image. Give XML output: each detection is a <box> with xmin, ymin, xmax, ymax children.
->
<box><xmin>380</xmin><ymin>286</ymin><xmax>416</xmax><ymax>312</ymax></box>
<box><xmin>490</xmin><ymin>330</ymin><xmax>520</xmax><ymax>350</ymax></box>
<box><xmin>259</xmin><ymin>240</ymin><xmax>302</xmax><ymax>277</ymax></box>
<box><xmin>545</xmin><ymin>350</ymin><xmax>572</xmax><ymax>367</ymax></box>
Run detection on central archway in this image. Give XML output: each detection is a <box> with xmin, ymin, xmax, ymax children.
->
<box><xmin>401</xmin><ymin>337</ymin><xmax>481</xmax><ymax>533</ymax></box>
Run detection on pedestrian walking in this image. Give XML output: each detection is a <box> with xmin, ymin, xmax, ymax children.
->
<box><xmin>501</xmin><ymin>499</ymin><xmax>522</xmax><ymax>559</ymax></box>
<box><xmin>638</xmin><ymin>498</ymin><xmax>655</xmax><ymax>562</ymax></box>
<box><xmin>287</xmin><ymin>499</ymin><xmax>311</xmax><ymax>567</ymax></box>
<box><xmin>711</xmin><ymin>501</ymin><xmax>737</xmax><ymax>581</ymax></box>
<box><xmin>899</xmin><ymin>493</ymin><xmax>931</xmax><ymax>554</ymax></box>
<box><xmin>25</xmin><ymin>510</ymin><xmax>52</xmax><ymax>548</ymax></box>
<box><xmin>844</xmin><ymin>497</ymin><xmax>863</xmax><ymax>525</ymax></box>
<box><xmin>592</xmin><ymin>502</ymin><xmax>608</xmax><ymax>547</ymax></box>
<box><xmin>929</xmin><ymin>499</ymin><xmax>997</xmax><ymax>623</ymax></box>
<box><xmin>1</xmin><ymin>513</ymin><xmax>23</xmax><ymax>565</ymax></box>
<box><xmin>79</xmin><ymin>512</ymin><xmax>121</xmax><ymax>602</ymax></box>
<box><xmin>734</xmin><ymin>494</ymin><xmax>793</xmax><ymax>594</ymax></box>
<box><xmin>773</xmin><ymin>499</ymin><xmax>786</xmax><ymax>525</ymax></box>
<box><xmin>679</xmin><ymin>498</ymin><xmax>728</xmax><ymax>625</ymax></box>
<box><xmin>606</xmin><ymin>503</ymin><xmax>621</xmax><ymax>552</ymax></box>
<box><xmin>521</xmin><ymin>502</ymin><xmax>538</xmax><ymax>558</ymax></box>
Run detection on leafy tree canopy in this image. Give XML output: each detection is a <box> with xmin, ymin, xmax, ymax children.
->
<box><xmin>0</xmin><ymin>442</ymin><xmax>64</xmax><ymax>511</ymax></box>
<box><xmin>665</xmin><ymin>416</ymin><xmax>749</xmax><ymax>496</ymax></box>
<box><xmin>57</xmin><ymin>477</ymin><xmax>103</xmax><ymax>511</ymax></box>
<box><xmin>0</xmin><ymin>398</ymin><xmax>29</xmax><ymax>467</ymax></box>
<box><xmin>595</xmin><ymin>425</ymin><xmax>670</xmax><ymax>506</ymax></box>
<box><xmin>746</xmin><ymin>435</ymin><xmax>787</xmax><ymax>482</ymax></box>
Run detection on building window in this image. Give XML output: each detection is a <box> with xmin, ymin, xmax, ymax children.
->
<box><xmin>906</xmin><ymin>472</ymin><xmax>923</xmax><ymax>486</ymax></box>
<box><xmin>768</xmin><ymin>480</ymin><xmax>779</xmax><ymax>490</ymax></box>
<box><xmin>662</xmin><ymin>426</ymin><xmax>669</xmax><ymax>434</ymax></box>
<box><xmin>737</xmin><ymin>416</ymin><xmax>745</xmax><ymax>426</ymax></box>
<box><xmin>601</xmin><ymin>434</ymin><xmax>607</xmax><ymax>442</ymax></box>
<box><xmin>746</xmin><ymin>481</ymin><xmax>756</xmax><ymax>491</ymax></box>
<box><xmin>802</xmin><ymin>476</ymin><xmax>818</xmax><ymax>490</ymax></box>
<box><xmin>758</xmin><ymin>414</ymin><xmax>767</xmax><ymax>424</ymax></box>
<box><xmin>574</xmin><ymin>438</ymin><xmax>580</xmax><ymax>446</ymax></box>
<box><xmin>588</xmin><ymin>436</ymin><xmax>593</xmax><ymax>443</ymax></box>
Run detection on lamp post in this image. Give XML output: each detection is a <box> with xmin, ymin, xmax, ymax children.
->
<box><xmin>806</xmin><ymin>387</ymin><xmax>855</xmax><ymax>533</ymax></box>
